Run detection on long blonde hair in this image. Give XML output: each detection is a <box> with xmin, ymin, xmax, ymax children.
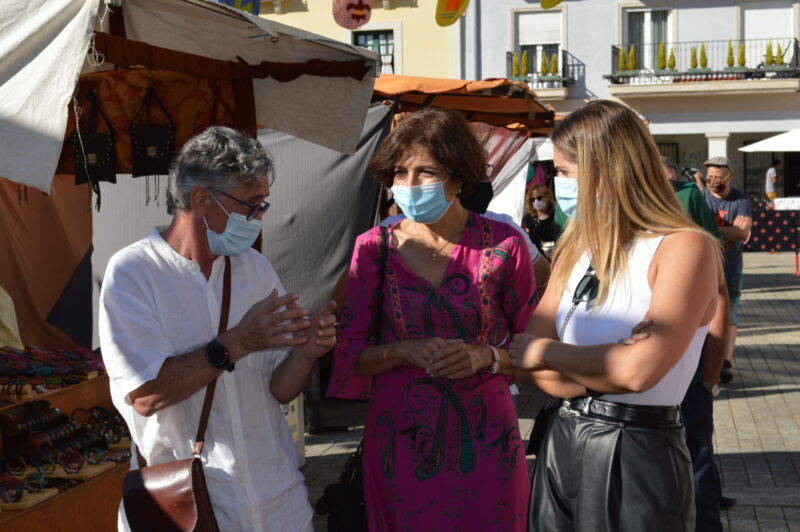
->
<box><xmin>551</xmin><ymin>100</ymin><xmax>721</xmax><ymax>304</ymax></box>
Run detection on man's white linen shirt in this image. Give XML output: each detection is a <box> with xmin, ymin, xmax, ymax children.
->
<box><xmin>99</xmin><ymin>228</ymin><xmax>313</xmax><ymax>532</ymax></box>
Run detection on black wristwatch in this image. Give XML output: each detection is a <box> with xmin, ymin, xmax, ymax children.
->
<box><xmin>204</xmin><ymin>339</ymin><xmax>235</xmax><ymax>372</ymax></box>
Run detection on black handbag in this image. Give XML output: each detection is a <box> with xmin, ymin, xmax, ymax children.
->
<box><xmin>72</xmin><ymin>90</ymin><xmax>117</xmax><ymax>207</ymax></box>
<box><xmin>314</xmin><ymin>440</ymin><xmax>366</xmax><ymax>531</ymax></box>
<box><xmin>131</xmin><ymin>86</ymin><xmax>175</xmax><ymax>178</ymax></box>
<box><xmin>314</xmin><ymin>226</ymin><xmax>389</xmax><ymax>532</ymax></box>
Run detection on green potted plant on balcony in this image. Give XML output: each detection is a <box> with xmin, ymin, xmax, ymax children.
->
<box><xmin>763</xmin><ymin>42</ymin><xmax>790</xmax><ymax>73</ymax></box>
<box><xmin>655</xmin><ymin>42</ymin><xmax>677</xmax><ymax>80</ymax></box>
<box><xmin>521</xmin><ymin>50</ymin><xmax>529</xmax><ymax>80</ymax></box>
<box><xmin>688</xmin><ymin>43</ymin><xmax>711</xmax><ymax>79</ymax></box>
<box><xmin>537</xmin><ymin>52</ymin><xmax>563</xmax><ymax>88</ymax></box>
<box><xmin>627</xmin><ymin>43</ymin><xmax>637</xmax><ymax>72</ymax></box>
<box><xmin>613</xmin><ymin>44</ymin><xmax>639</xmax><ymax>83</ymax></box>
<box><xmin>724</xmin><ymin>40</ymin><xmax>748</xmax><ymax>78</ymax></box>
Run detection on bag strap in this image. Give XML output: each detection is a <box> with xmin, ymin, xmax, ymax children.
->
<box><xmin>132</xmin><ymin>86</ymin><xmax>175</xmax><ymax>127</ymax></box>
<box><xmin>84</xmin><ymin>90</ymin><xmax>113</xmax><ymax>135</ymax></box>
<box><xmin>193</xmin><ymin>255</ymin><xmax>231</xmax><ymax>455</ymax></box>
<box><xmin>375</xmin><ymin>226</ymin><xmax>388</xmax><ymax>344</ymax></box>
<box><xmin>135</xmin><ymin>256</ymin><xmax>231</xmax><ymax>466</ymax></box>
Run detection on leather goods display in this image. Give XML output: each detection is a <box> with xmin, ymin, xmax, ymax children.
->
<box><xmin>131</xmin><ymin>86</ymin><xmax>175</xmax><ymax>178</ymax></box>
<box><xmin>72</xmin><ymin>90</ymin><xmax>117</xmax><ymax>194</ymax></box>
<box><xmin>121</xmin><ymin>257</ymin><xmax>230</xmax><ymax>532</ymax></box>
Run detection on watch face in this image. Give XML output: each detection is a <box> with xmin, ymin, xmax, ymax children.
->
<box><xmin>206</xmin><ymin>341</ymin><xmax>229</xmax><ymax>368</ymax></box>
<box><xmin>712</xmin><ymin>384</ymin><xmax>720</xmax><ymax>397</ymax></box>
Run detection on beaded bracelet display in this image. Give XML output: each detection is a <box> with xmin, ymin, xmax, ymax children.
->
<box><xmin>0</xmin><ymin>475</ymin><xmax>23</xmax><ymax>503</ymax></box>
<box><xmin>31</xmin><ymin>419</ymin><xmax>83</xmax><ymax>448</ymax></box>
<box><xmin>14</xmin><ymin>408</ymin><xmax>65</xmax><ymax>433</ymax></box>
<box><xmin>7</xmin><ymin>455</ymin><xmax>26</xmax><ymax>476</ymax></box>
<box><xmin>56</xmin><ymin>449</ymin><xmax>84</xmax><ymax>475</ymax></box>
<box><xmin>23</xmin><ymin>472</ymin><xmax>45</xmax><ymax>493</ymax></box>
<box><xmin>85</xmin><ymin>448</ymin><xmax>104</xmax><ymax>465</ymax></box>
<box><xmin>29</xmin><ymin>451</ymin><xmax>56</xmax><ymax>475</ymax></box>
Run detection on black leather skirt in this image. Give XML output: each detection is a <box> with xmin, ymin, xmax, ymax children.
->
<box><xmin>529</xmin><ymin>399</ymin><xmax>695</xmax><ymax>532</ymax></box>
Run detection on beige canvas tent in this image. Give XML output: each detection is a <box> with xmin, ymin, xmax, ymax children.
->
<box><xmin>0</xmin><ymin>0</ymin><xmax>379</xmax><ymax>348</ymax></box>
<box><xmin>0</xmin><ymin>0</ymin><xmax>379</xmax><ymax>192</ymax></box>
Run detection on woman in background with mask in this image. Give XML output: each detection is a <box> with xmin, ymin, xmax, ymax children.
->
<box><xmin>327</xmin><ymin>107</ymin><xmax>536</xmax><ymax>531</ymax></box>
<box><xmin>522</xmin><ymin>184</ymin><xmax>556</xmax><ymax>260</ymax></box>
<box><xmin>510</xmin><ymin>100</ymin><xmax>722</xmax><ymax>531</ymax></box>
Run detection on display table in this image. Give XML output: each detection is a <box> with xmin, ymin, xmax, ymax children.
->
<box><xmin>0</xmin><ymin>375</ymin><xmax>128</xmax><ymax>531</ymax></box>
<box><xmin>745</xmin><ymin>203</ymin><xmax>798</xmax><ymax>253</ymax></box>
<box><xmin>0</xmin><ymin>461</ymin><xmax>127</xmax><ymax>531</ymax></box>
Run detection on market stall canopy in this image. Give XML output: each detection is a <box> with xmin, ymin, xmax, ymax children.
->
<box><xmin>373</xmin><ymin>74</ymin><xmax>555</xmax><ymax>133</ymax></box>
<box><xmin>738</xmin><ymin>130</ymin><xmax>800</xmax><ymax>152</ymax></box>
<box><xmin>0</xmin><ymin>0</ymin><xmax>378</xmax><ymax>192</ymax></box>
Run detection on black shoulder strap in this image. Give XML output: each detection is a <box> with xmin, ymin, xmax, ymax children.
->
<box><xmin>374</xmin><ymin>226</ymin><xmax>389</xmax><ymax>344</ymax></box>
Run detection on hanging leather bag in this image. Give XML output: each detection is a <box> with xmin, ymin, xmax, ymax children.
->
<box><xmin>121</xmin><ymin>257</ymin><xmax>231</xmax><ymax>532</ymax></box>
<box><xmin>72</xmin><ymin>90</ymin><xmax>117</xmax><ymax>189</ymax></box>
<box><xmin>131</xmin><ymin>86</ymin><xmax>175</xmax><ymax>177</ymax></box>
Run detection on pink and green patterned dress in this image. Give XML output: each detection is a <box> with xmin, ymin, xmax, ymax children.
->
<box><xmin>328</xmin><ymin>213</ymin><xmax>536</xmax><ymax>531</ymax></box>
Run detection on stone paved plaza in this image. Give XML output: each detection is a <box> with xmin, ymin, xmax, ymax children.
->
<box><xmin>301</xmin><ymin>251</ymin><xmax>800</xmax><ymax>531</ymax></box>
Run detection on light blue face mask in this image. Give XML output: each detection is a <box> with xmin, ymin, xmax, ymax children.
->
<box><xmin>391</xmin><ymin>179</ymin><xmax>454</xmax><ymax>224</ymax></box>
<box><xmin>205</xmin><ymin>197</ymin><xmax>262</xmax><ymax>256</ymax></box>
<box><xmin>554</xmin><ymin>176</ymin><xmax>579</xmax><ymax>219</ymax></box>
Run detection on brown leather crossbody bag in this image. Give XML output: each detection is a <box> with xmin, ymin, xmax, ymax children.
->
<box><xmin>122</xmin><ymin>257</ymin><xmax>231</xmax><ymax>532</ymax></box>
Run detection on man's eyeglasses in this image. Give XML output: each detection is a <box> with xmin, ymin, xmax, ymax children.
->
<box><xmin>216</xmin><ymin>191</ymin><xmax>270</xmax><ymax>221</ymax></box>
<box><xmin>572</xmin><ymin>267</ymin><xmax>598</xmax><ymax>305</ymax></box>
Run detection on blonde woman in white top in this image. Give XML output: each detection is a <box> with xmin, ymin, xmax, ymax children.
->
<box><xmin>509</xmin><ymin>100</ymin><xmax>722</xmax><ymax>532</ymax></box>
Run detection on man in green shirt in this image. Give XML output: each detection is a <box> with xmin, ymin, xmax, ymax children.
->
<box><xmin>664</xmin><ymin>156</ymin><xmax>732</xmax><ymax>530</ymax></box>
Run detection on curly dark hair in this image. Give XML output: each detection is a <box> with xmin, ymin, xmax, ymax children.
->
<box><xmin>369</xmin><ymin>107</ymin><xmax>487</xmax><ymax>199</ymax></box>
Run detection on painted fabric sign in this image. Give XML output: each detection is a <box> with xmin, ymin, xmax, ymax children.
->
<box><xmin>333</xmin><ymin>0</ymin><xmax>373</xmax><ymax>29</ymax></box>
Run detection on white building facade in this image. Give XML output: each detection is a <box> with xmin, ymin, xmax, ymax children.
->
<box><xmin>458</xmin><ymin>0</ymin><xmax>800</xmax><ymax>197</ymax></box>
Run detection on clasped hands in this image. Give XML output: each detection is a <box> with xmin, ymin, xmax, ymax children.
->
<box><xmin>397</xmin><ymin>338</ymin><xmax>492</xmax><ymax>380</ymax></box>
<box><xmin>508</xmin><ymin>319</ymin><xmax>654</xmax><ymax>370</ymax></box>
<box><xmin>226</xmin><ymin>290</ymin><xmax>337</xmax><ymax>361</ymax></box>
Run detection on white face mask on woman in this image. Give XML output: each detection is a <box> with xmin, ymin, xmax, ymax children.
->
<box><xmin>554</xmin><ymin>176</ymin><xmax>579</xmax><ymax>219</ymax></box>
<box><xmin>533</xmin><ymin>199</ymin><xmax>548</xmax><ymax>211</ymax></box>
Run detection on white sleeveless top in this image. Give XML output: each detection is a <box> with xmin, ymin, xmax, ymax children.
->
<box><xmin>555</xmin><ymin>235</ymin><xmax>709</xmax><ymax>406</ymax></box>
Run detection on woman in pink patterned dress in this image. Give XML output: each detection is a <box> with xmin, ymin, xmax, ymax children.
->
<box><xmin>327</xmin><ymin>107</ymin><xmax>536</xmax><ymax>531</ymax></box>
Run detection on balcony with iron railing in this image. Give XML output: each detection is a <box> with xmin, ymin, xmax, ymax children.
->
<box><xmin>506</xmin><ymin>47</ymin><xmax>574</xmax><ymax>101</ymax></box>
<box><xmin>605</xmin><ymin>38</ymin><xmax>800</xmax><ymax>97</ymax></box>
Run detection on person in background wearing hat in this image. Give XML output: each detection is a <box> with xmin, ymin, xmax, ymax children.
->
<box><xmin>695</xmin><ymin>156</ymin><xmax>752</xmax><ymax>387</ymax></box>
<box><xmin>663</xmin><ymin>156</ymin><xmax>734</xmax><ymax>527</ymax></box>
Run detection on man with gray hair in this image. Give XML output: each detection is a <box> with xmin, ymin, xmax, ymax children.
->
<box><xmin>100</xmin><ymin>127</ymin><xmax>335</xmax><ymax>531</ymax></box>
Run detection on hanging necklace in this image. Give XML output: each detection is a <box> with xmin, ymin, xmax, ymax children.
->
<box><xmin>429</xmin><ymin>239</ymin><xmax>451</xmax><ymax>262</ymax></box>
<box><xmin>413</xmin><ymin>220</ymin><xmax>461</xmax><ymax>262</ymax></box>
